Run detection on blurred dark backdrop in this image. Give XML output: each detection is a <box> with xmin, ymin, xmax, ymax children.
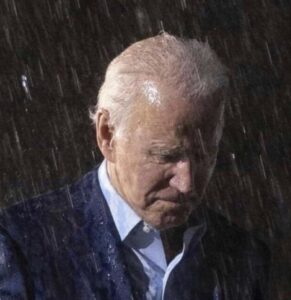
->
<box><xmin>0</xmin><ymin>0</ymin><xmax>290</xmax><ymax>298</ymax></box>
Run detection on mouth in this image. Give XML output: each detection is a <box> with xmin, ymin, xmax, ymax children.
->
<box><xmin>146</xmin><ymin>191</ymin><xmax>198</xmax><ymax>207</ymax></box>
<box><xmin>162</xmin><ymin>197</ymin><xmax>183</xmax><ymax>203</ymax></box>
<box><xmin>162</xmin><ymin>192</ymin><xmax>197</xmax><ymax>202</ymax></box>
<box><xmin>159</xmin><ymin>195</ymin><xmax>191</xmax><ymax>206</ymax></box>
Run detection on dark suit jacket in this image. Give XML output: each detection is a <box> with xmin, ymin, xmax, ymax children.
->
<box><xmin>0</xmin><ymin>166</ymin><xmax>270</xmax><ymax>300</ymax></box>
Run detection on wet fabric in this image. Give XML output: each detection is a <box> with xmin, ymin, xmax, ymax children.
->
<box><xmin>0</xmin><ymin>165</ymin><xmax>270</xmax><ymax>299</ymax></box>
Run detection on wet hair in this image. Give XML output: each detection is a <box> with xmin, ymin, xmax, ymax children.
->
<box><xmin>90</xmin><ymin>33</ymin><xmax>228</xmax><ymax>137</ymax></box>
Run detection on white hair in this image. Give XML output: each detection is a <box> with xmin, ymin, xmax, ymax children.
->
<box><xmin>90</xmin><ymin>33</ymin><xmax>228</xmax><ymax>137</ymax></box>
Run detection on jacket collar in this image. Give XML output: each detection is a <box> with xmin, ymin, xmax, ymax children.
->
<box><xmin>66</xmin><ymin>165</ymin><xmax>134</xmax><ymax>299</ymax></box>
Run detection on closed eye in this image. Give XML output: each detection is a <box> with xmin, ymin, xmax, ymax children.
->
<box><xmin>148</xmin><ymin>148</ymin><xmax>184</xmax><ymax>163</ymax></box>
<box><xmin>158</xmin><ymin>152</ymin><xmax>183</xmax><ymax>163</ymax></box>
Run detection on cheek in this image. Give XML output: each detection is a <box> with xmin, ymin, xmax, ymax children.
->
<box><xmin>133</xmin><ymin>166</ymin><xmax>168</xmax><ymax>200</ymax></box>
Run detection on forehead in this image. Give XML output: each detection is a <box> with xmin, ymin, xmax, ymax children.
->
<box><xmin>132</xmin><ymin>92</ymin><xmax>223</xmax><ymax>140</ymax></box>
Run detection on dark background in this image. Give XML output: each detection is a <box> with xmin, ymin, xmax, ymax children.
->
<box><xmin>0</xmin><ymin>0</ymin><xmax>290</xmax><ymax>298</ymax></box>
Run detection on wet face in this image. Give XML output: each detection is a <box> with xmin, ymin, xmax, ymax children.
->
<box><xmin>106</xmin><ymin>87</ymin><xmax>224</xmax><ymax>230</ymax></box>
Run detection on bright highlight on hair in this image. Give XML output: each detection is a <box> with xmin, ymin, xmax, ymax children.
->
<box><xmin>90</xmin><ymin>33</ymin><xmax>228</xmax><ymax>137</ymax></box>
<box><xmin>142</xmin><ymin>80</ymin><xmax>161</xmax><ymax>106</ymax></box>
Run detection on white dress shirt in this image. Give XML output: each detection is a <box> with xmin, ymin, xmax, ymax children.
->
<box><xmin>98</xmin><ymin>160</ymin><xmax>206</xmax><ymax>300</ymax></box>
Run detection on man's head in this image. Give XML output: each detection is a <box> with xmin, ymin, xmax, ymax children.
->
<box><xmin>91</xmin><ymin>33</ymin><xmax>228</xmax><ymax>230</ymax></box>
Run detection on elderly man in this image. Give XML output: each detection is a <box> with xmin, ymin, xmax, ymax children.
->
<box><xmin>0</xmin><ymin>34</ymin><xmax>268</xmax><ymax>300</ymax></box>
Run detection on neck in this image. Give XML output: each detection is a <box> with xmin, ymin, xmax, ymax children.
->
<box><xmin>106</xmin><ymin>161</ymin><xmax>124</xmax><ymax>199</ymax></box>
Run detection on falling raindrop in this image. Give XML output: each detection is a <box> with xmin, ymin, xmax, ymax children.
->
<box><xmin>21</xmin><ymin>74</ymin><xmax>32</xmax><ymax>100</ymax></box>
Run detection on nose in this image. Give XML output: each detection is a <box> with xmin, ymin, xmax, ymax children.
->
<box><xmin>169</xmin><ymin>160</ymin><xmax>193</xmax><ymax>194</ymax></box>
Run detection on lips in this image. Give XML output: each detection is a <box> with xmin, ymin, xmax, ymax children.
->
<box><xmin>162</xmin><ymin>197</ymin><xmax>183</xmax><ymax>203</ymax></box>
<box><xmin>157</xmin><ymin>193</ymin><xmax>181</xmax><ymax>201</ymax></box>
<box><xmin>148</xmin><ymin>190</ymin><xmax>197</xmax><ymax>206</ymax></box>
<box><xmin>161</xmin><ymin>192</ymin><xmax>196</xmax><ymax>201</ymax></box>
<box><xmin>159</xmin><ymin>194</ymin><xmax>191</xmax><ymax>204</ymax></box>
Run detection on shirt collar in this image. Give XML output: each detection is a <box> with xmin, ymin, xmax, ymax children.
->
<box><xmin>98</xmin><ymin>160</ymin><xmax>142</xmax><ymax>241</ymax></box>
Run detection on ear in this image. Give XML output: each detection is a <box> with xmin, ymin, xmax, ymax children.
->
<box><xmin>96</xmin><ymin>109</ymin><xmax>116</xmax><ymax>162</ymax></box>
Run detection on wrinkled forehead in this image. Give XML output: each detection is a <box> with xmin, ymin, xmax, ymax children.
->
<box><xmin>132</xmin><ymin>90</ymin><xmax>224</xmax><ymax>142</ymax></box>
<box><xmin>156</xmin><ymin>91</ymin><xmax>224</xmax><ymax>125</ymax></box>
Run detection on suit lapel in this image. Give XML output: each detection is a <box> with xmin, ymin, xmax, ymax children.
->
<box><xmin>61</xmin><ymin>167</ymin><xmax>133</xmax><ymax>299</ymax></box>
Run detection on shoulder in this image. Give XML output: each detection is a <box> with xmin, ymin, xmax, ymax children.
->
<box><xmin>200</xmin><ymin>207</ymin><xmax>271</xmax><ymax>297</ymax></box>
<box><xmin>203</xmin><ymin>208</ymin><xmax>270</xmax><ymax>260</ymax></box>
<box><xmin>1</xmin><ymin>165</ymin><xmax>99</xmax><ymax>215</ymax></box>
<box><xmin>0</xmin><ymin>165</ymin><xmax>125</xmax><ymax>299</ymax></box>
<box><xmin>0</xmin><ymin>165</ymin><xmax>105</xmax><ymax>245</ymax></box>
<box><xmin>206</xmin><ymin>211</ymin><xmax>271</xmax><ymax>299</ymax></box>
<box><xmin>191</xmin><ymin>206</ymin><xmax>270</xmax><ymax>274</ymax></box>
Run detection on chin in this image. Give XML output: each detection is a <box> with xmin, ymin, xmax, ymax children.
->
<box><xmin>155</xmin><ymin>211</ymin><xmax>191</xmax><ymax>230</ymax></box>
<box><xmin>143</xmin><ymin>200</ymin><xmax>197</xmax><ymax>230</ymax></box>
<box><xmin>160</xmin><ymin>219</ymin><xmax>187</xmax><ymax>230</ymax></box>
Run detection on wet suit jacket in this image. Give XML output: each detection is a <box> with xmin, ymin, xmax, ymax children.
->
<box><xmin>0</xmin><ymin>165</ymin><xmax>270</xmax><ymax>300</ymax></box>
